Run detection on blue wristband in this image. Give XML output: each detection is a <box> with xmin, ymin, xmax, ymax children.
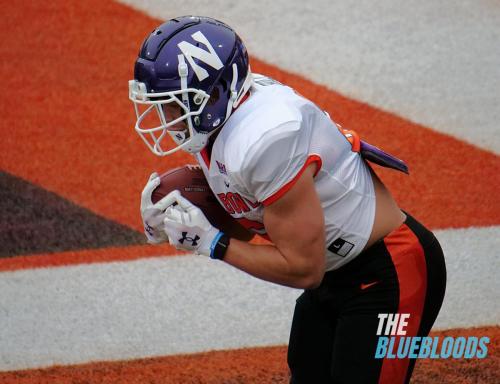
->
<box><xmin>209</xmin><ymin>232</ymin><xmax>225</xmax><ymax>259</ymax></box>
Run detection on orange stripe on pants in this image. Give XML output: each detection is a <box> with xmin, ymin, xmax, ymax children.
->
<box><xmin>379</xmin><ymin>224</ymin><xmax>428</xmax><ymax>384</ymax></box>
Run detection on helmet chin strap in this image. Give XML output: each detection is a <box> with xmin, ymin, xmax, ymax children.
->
<box><xmin>222</xmin><ymin>63</ymin><xmax>239</xmax><ymax>125</ymax></box>
<box><xmin>167</xmin><ymin>129</ymin><xmax>188</xmax><ymax>146</ymax></box>
<box><xmin>233</xmin><ymin>67</ymin><xmax>253</xmax><ymax>109</ymax></box>
<box><xmin>222</xmin><ymin>64</ymin><xmax>253</xmax><ymax>126</ymax></box>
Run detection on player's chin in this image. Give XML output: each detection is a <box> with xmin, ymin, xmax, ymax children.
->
<box><xmin>168</xmin><ymin>122</ymin><xmax>188</xmax><ymax>131</ymax></box>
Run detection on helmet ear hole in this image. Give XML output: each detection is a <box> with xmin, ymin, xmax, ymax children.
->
<box><xmin>219</xmin><ymin>79</ymin><xmax>228</xmax><ymax>93</ymax></box>
<box><xmin>207</xmin><ymin>87</ymin><xmax>220</xmax><ymax>106</ymax></box>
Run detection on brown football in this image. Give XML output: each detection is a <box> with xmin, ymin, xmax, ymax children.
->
<box><xmin>151</xmin><ymin>165</ymin><xmax>254</xmax><ymax>242</ymax></box>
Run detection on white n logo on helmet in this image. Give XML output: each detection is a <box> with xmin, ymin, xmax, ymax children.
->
<box><xmin>178</xmin><ymin>31</ymin><xmax>224</xmax><ymax>81</ymax></box>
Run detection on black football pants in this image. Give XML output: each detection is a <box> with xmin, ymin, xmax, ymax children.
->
<box><xmin>287</xmin><ymin>213</ymin><xmax>447</xmax><ymax>384</ymax></box>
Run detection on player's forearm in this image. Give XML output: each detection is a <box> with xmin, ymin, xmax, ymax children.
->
<box><xmin>222</xmin><ymin>238</ymin><xmax>324</xmax><ymax>289</ymax></box>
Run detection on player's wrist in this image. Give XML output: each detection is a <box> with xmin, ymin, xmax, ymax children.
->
<box><xmin>209</xmin><ymin>232</ymin><xmax>231</xmax><ymax>260</ymax></box>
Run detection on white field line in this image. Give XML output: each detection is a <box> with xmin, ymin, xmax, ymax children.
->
<box><xmin>0</xmin><ymin>226</ymin><xmax>498</xmax><ymax>371</ymax></box>
<box><xmin>0</xmin><ymin>255</ymin><xmax>300</xmax><ymax>371</ymax></box>
<box><xmin>118</xmin><ymin>0</ymin><xmax>500</xmax><ymax>154</ymax></box>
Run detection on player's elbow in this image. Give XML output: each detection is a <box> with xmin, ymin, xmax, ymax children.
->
<box><xmin>309</xmin><ymin>266</ymin><xmax>325</xmax><ymax>288</ymax></box>
<box><xmin>291</xmin><ymin>253</ymin><xmax>325</xmax><ymax>289</ymax></box>
<box><xmin>298</xmin><ymin>267</ymin><xmax>324</xmax><ymax>289</ymax></box>
<box><xmin>291</xmin><ymin>236</ymin><xmax>326</xmax><ymax>289</ymax></box>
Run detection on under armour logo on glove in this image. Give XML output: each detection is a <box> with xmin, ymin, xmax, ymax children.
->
<box><xmin>179</xmin><ymin>232</ymin><xmax>200</xmax><ymax>246</ymax></box>
<box><xmin>145</xmin><ymin>223</ymin><xmax>155</xmax><ymax>237</ymax></box>
<box><xmin>162</xmin><ymin>191</ymin><xmax>222</xmax><ymax>257</ymax></box>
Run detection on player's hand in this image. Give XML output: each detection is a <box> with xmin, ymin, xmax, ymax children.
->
<box><xmin>162</xmin><ymin>191</ymin><xmax>222</xmax><ymax>257</ymax></box>
<box><xmin>140</xmin><ymin>172</ymin><xmax>179</xmax><ymax>244</ymax></box>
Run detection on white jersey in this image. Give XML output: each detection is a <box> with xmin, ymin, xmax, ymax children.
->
<box><xmin>195</xmin><ymin>74</ymin><xmax>376</xmax><ymax>271</ymax></box>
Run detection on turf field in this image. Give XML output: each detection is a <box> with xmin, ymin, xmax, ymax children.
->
<box><xmin>0</xmin><ymin>0</ymin><xmax>498</xmax><ymax>382</ymax></box>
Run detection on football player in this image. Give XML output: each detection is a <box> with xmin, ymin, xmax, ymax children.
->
<box><xmin>130</xmin><ymin>16</ymin><xmax>446</xmax><ymax>383</ymax></box>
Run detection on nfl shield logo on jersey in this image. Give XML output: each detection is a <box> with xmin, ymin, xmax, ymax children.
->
<box><xmin>216</xmin><ymin>161</ymin><xmax>227</xmax><ymax>175</ymax></box>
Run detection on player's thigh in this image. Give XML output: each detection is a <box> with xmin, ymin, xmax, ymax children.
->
<box><xmin>330</xmin><ymin>313</ymin><xmax>384</xmax><ymax>383</ymax></box>
<box><xmin>288</xmin><ymin>290</ymin><xmax>337</xmax><ymax>384</ymax></box>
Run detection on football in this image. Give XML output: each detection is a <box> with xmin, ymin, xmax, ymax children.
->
<box><xmin>151</xmin><ymin>165</ymin><xmax>254</xmax><ymax>242</ymax></box>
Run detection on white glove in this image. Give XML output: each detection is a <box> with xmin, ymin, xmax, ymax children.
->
<box><xmin>140</xmin><ymin>172</ymin><xmax>180</xmax><ymax>244</ymax></box>
<box><xmin>163</xmin><ymin>191</ymin><xmax>222</xmax><ymax>257</ymax></box>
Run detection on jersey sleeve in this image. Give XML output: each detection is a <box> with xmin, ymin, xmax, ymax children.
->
<box><xmin>233</xmin><ymin>120</ymin><xmax>321</xmax><ymax>206</ymax></box>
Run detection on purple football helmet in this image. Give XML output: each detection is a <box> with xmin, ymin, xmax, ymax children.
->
<box><xmin>129</xmin><ymin>16</ymin><xmax>252</xmax><ymax>156</ymax></box>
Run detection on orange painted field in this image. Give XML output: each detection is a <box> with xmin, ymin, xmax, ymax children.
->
<box><xmin>0</xmin><ymin>0</ymin><xmax>498</xmax><ymax>382</ymax></box>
